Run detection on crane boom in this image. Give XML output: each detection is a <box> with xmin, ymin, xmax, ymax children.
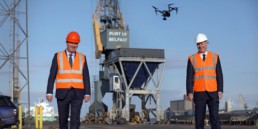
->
<box><xmin>92</xmin><ymin>0</ymin><xmax>128</xmax><ymax>59</ymax></box>
<box><xmin>93</xmin><ymin>0</ymin><xmax>125</xmax><ymax>29</ymax></box>
<box><xmin>239</xmin><ymin>94</ymin><xmax>248</xmax><ymax>110</ymax></box>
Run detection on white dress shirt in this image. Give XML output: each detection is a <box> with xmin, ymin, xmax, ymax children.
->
<box><xmin>66</xmin><ymin>50</ymin><xmax>75</xmax><ymax>63</ymax></box>
<box><xmin>199</xmin><ymin>51</ymin><xmax>208</xmax><ymax>60</ymax></box>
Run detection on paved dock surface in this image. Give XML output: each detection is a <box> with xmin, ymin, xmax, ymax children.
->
<box><xmin>38</xmin><ymin>123</ymin><xmax>258</xmax><ymax>129</ymax></box>
<box><xmin>83</xmin><ymin>125</ymin><xmax>258</xmax><ymax>129</ymax></box>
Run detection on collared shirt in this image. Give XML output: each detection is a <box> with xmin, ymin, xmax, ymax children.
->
<box><xmin>66</xmin><ymin>50</ymin><xmax>75</xmax><ymax>63</ymax></box>
<box><xmin>199</xmin><ymin>51</ymin><xmax>208</xmax><ymax>60</ymax></box>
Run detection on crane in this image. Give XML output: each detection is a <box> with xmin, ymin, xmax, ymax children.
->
<box><xmin>238</xmin><ymin>94</ymin><xmax>255</xmax><ymax>116</ymax></box>
<box><xmin>91</xmin><ymin>0</ymin><xmax>129</xmax><ymax>124</ymax></box>
<box><xmin>239</xmin><ymin>94</ymin><xmax>248</xmax><ymax>111</ymax></box>
<box><xmin>92</xmin><ymin>0</ymin><xmax>127</xmax><ymax>59</ymax></box>
<box><xmin>90</xmin><ymin>0</ymin><xmax>166</xmax><ymax>124</ymax></box>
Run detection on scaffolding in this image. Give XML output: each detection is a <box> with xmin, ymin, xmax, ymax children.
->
<box><xmin>0</xmin><ymin>0</ymin><xmax>30</xmax><ymax>128</ymax></box>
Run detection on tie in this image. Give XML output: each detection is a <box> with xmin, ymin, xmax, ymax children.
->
<box><xmin>69</xmin><ymin>54</ymin><xmax>73</xmax><ymax>67</ymax></box>
<box><xmin>203</xmin><ymin>54</ymin><xmax>206</xmax><ymax>61</ymax></box>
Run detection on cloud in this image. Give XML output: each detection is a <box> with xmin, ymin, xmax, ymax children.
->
<box><xmin>161</xmin><ymin>89</ymin><xmax>184</xmax><ymax>98</ymax></box>
<box><xmin>0</xmin><ymin>70</ymin><xmax>10</xmax><ymax>75</ymax></box>
<box><xmin>160</xmin><ymin>89</ymin><xmax>186</xmax><ymax>109</ymax></box>
<box><xmin>239</xmin><ymin>71</ymin><xmax>258</xmax><ymax>75</ymax></box>
<box><xmin>166</xmin><ymin>57</ymin><xmax>187</xmax><ymax>70</ymax></box>
<box><xmin>30</xmin><ymin>62</ymin><xmax>51</xmax><ymax>68</ymax></box>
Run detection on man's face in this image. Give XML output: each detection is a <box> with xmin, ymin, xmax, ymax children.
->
<box><xmin>66</xmin><ymin>42</ymin><xmax>78</xmax><ymax>53</ymax></box>
<box><xmin>197</xmin><ymin>41</ymin><xmax>208</xmax><ymax>53</ymax></box>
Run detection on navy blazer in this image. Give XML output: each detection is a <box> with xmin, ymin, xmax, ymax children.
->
<box><xmin>186</xmin><ymin>54</ymin><xmax>223</xmax><ymax>95</ymax></box>
<box><xmin>46</xmin><ymin>51</ymin><xmax>91</xmax><ymax>99</ymax></box>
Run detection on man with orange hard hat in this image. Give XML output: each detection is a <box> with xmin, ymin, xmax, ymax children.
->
<box><xmin>186</xmin><ymin>33</ymin><xmax>223</xmax><ymax>129</ymax></box>
<box><xmin>46</xmin><ymin>31</ymin><xmax>91</xmax><ymax>129</ymax></box>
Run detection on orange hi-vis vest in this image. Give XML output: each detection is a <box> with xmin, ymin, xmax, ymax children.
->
<box><xmin>56</xmin><ymin>51</ymin><xmax>85</xmax><ymax>89</ymax></box>
<box><xmin>189</xmin><ymin>51</ymin><xmax>218</xmax><ymax>92</ymax></box>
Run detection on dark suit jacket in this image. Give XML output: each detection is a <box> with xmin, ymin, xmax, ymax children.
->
<box><xmin>46</xmin><ymin>51</ymin><xmax>91</xmax><ymax>100</ymax></box>
<box><xmin>186</xmin><ymin>53</ymin><xmax>223</xmax><ymax>95</ymax></box>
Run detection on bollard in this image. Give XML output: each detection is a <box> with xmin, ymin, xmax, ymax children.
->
<box><xmin>35</xmin><ymin>106</ymin><xmax>38</xmax><ymax>128</ymax></box>
<box><xmin>39</xmin><ymin>106</ymin><xmax>43</xmax><ymax>129</ymax></box>
<box><xmin>256</xmin><ymin>120</ymin><xmax>258</xmax><ymax>126</ymax></box>
<box><xmin>18</xmin><ymin>104</ymin><xmax>22</xmax><ymax>129</ymax></box>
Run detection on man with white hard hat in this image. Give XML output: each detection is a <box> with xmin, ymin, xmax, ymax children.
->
<box><xmin>186</xmin><ymin>33</ymin><xmax>223</xmax><ymax>129</ymax></box>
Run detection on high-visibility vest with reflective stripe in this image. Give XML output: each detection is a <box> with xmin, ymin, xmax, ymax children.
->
<box><xmin>189</xmin><ymin>51</ymin><xmax>218</xmax><ymax>92</ymax></box>
<box><xmin>56</xmin><ymin>51</ymin><xmax>85</xmax><ymax>89</ymax></box>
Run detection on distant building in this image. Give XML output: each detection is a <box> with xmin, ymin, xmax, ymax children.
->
<box><xmin>225</xmin><ymin>99</ymin><xmax>233</xmax><ymax>112</ymax></box>
<box><xmin>170</xmin><ymin>95</ymin><xmax>194</xmax><ymax>116</ymax></box>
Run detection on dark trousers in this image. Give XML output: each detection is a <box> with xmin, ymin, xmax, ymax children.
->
<box><xmin>194</xmin><ymin>92</ymin><xmax>221</xmax><ymax>129</ymax></box>
<box><xmin>57</xmin><ymin>88</ymin><xmax>83</xmax><ymax>129</ymax></box>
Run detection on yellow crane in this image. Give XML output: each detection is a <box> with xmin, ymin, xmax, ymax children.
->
<box><xmin>238</xmin><ymin>94</ymin><xmax>256</xmax><ymax>116</ymax></box>
<box><xmin>239</xmin><ymin>94</ymin><xmax>248</xmax><ymax>111</ymax></box>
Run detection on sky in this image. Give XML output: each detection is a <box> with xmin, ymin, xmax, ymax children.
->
<box><xmin>0</xmin><ymin>0</ymin><xmax>258</xmax><ymax>118</ymax></box>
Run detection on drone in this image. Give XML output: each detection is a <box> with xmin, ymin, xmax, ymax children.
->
<box><xmin>153</xmin><ymin>4</ymin><xmax>178</xmax><ymax>20</ymax></box>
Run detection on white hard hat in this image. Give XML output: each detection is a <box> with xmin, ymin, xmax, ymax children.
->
<box><xmin>195</xmin><ymin>33</ymin><xmax>208</xmax><ymax>44</ymax></box>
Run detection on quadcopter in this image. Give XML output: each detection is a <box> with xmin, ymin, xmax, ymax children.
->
<box><xmin>153</xmin><ymin>4</ymin><xmax>178</xmax><ymax>20</ymax></box>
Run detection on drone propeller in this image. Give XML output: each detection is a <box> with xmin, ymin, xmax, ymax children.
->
<box><xmin>168</xmin><ymin>3</ymin><xmax>174</xmax><ymax>6</ymax></box>
<box><xmin>174</xmin><ymin>8</ymin><xmax>178</xmax><ymax>14</ymax></box>
<box><xmin>152</xmin><ymin>6</ymin><xmax>157</xmax><ymax>9</ymax></box>
<box><xmin>168</xmin><ymin>7</ymin><xmax>179</xmax><ymax>14</ymax></box>
<box><xmin>152</xmin><ymin>6</ymin><xmax>158</xmax><ymax>15</ymax></box>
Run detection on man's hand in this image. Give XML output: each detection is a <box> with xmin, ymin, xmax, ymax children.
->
<box><xmin>218</xmin><ymin>92</ymin><xmax>223</xmax><ymax>99</ymax></box>
<box><xmin>46</xmin><ymin>95</ymin><xmax>53</xmax><ymax>102</ymax></box>
<box><xmin>187</xmin><ymin>93</ymin><xmax>193</xmax><ymax>101</ymax></box>
<box><xmin>84</xmin><ymin>95</ymin><xmax>90</xmax><ymax>103</ymax></box>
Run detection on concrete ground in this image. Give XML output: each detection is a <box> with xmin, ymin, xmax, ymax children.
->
<box><xmin>83</xmin><ymin>124</ymin><xmax>258</xmax><ymax>129</ymax></box>
<box><xmin>37</xmin><ymin>123</ymin><xmax>258</xmax><ymax>129</ymax></box>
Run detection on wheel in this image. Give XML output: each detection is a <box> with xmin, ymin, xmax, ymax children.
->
<box><xmin>105</xmin><ymin>118</ymin><xmax>113</xmax><ymax>125</ymax></box>
<box><xmin>117</xmin><ymin>117</ymin><xmax>126</xmax><ymax>125</ymax></box>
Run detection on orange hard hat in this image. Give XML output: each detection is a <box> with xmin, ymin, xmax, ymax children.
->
<box><xmin>66</xmin><ymin>31</ymin><xmax>80</xmax><ymax>43</ymax></box>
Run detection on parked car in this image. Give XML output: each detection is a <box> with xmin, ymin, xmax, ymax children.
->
<box><xmin>0</xmin><ymin>95</ymin><xmax>18</xmax><ymax>128</ymax></box>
